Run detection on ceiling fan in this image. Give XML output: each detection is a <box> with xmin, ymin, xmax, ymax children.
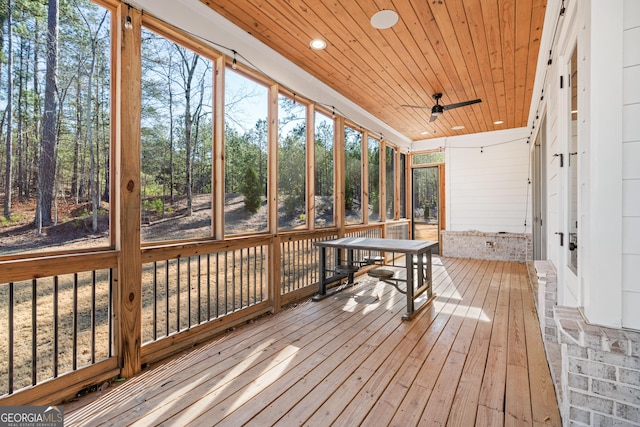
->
<box><xmin>402</xmin><ymin>93</ymin><xmax>482</xmax><ymax>122</ymax></box>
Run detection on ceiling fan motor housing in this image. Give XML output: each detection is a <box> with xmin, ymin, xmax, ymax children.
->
<box><xmin>432</xmin><ymin>104</ymin><xmax>444</xmax><ymax>116</ymax></box>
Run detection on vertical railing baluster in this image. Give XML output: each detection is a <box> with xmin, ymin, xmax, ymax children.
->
<box><xmin>153</xmin><ymin>262</ymin><xmax>157</xmax><ymax>341</ymax></box>
<box><xmin>243</xmin><ymin>248</ymin><xmax>248</xmax><ymax>307</ymax></box>
<box><xmin>293</xmin><ymin>240</ymin><xmax>297</xmax><ymax>291</ymax></box>
<box><xmin>215</xmin><ymin>253</ymin><xmax>219</xmax><ymax>319</ymax></box>
<box><xmin>281</xmin><ymin>242</ymin><xmax>286</xmax><ymax>294</ymax></box>
<box><xmin>73</xmin><ymin>273</ymin><xmax>78</xmax><ymax>371</ymax></box>
<box><xmin>253</xmin><ymin>247</ymin><xmax>257</xmax><ymax>304</ymax></box>
<box><xmin>109</xmin><ymin>268</ymin><xmax>113</xmax><ymax>357</ymax></box>
<box><xmin>260</xmin><ymin>246</ymin><xmax>264</xmax><ymax>301</ymax></box>
<box><xmin>92</xmin><ymin>270</ymin><xmax>97</xmax><ymax>364</ymax></box>
<box><xmin>197</xmin><ymin>255</ymin><xmax>202</xmax><ymax>325</ymax></box>
<box><xmin>216</xmin><ymin>252</ymin><xmax>220</xmax><ymax>318</ymax></box>
<box><xmin>289</xmin><ymin>241</ymin><xmax>293</xmax><ymax>292</ymax></box>
<box><xmin>177</xmin><ymin>258</ymin><xmax>181</xmax><ymax>332</ymax></box>
<box><xmin>239</xmin><ymin>249</ymin><xmax>244</xmax><ymax>309</ymax></box>
<box><xmin>54</xmin><ymin>276</ymin><xmax>58</xmax><ymax>378</ymax></box>
<box><xmin>8</xmin><ymin>282</ymin><xmax>14</xmax><ymax>394</ymax></box>
<box><xmin>32</xmin><ymin>279</ymin><xmax>37</xmax><ymax>386</ymax></box>
<box><xmin>207</xmin><ymin>254</ymin><xmax>211</xmax><ymax>320</ymax></box>
<box><xmin>232</xmin><ymin>250</ymin><xmax>237</xmax><ymax>311</ymax></box>
<box><xmin>224</xmin><ymin>252</ymin><xmax>228</xmax><ymax>315</ymax></box>
<box><xmin>164</xmin><ymin>260</ymin><xmax>169</xmax><ymax>337</ymax></box>
<box><xmin>187</xmin><ymin>257</ymin><xmax>191</xmax><ymax>328</ymax></box>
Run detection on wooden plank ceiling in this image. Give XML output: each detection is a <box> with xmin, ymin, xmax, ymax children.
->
<box><xmin>200</xmin><ymin>0</ymin><xmax>547</xmax><ymax>141</ymax></box>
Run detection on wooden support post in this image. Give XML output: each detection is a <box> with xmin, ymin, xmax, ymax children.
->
<box><xmin>307</xmin><ymin>104</ymin><xmax>316</xmax><ymax>229</ymax></box>
<box><xmin>268</xmin><ymin>84</ymin><xmax>280</xmax><ymax>311</ymax></box>
<box><xmin>268</xmin><ymin>84</ymin><xmax>278</xmax><ymax>234</ymax></box>
<box><xmin>335</xmin><ymin>116</ymin><xmax>345</xmax><ymax>236</ymax></box>
<box><xmin>380</xmin><ymin>140</ymin><xmax>387</xmax><ymax>223</ymax></box>
<box><xmin>213</xmin><ymin>56</ymin><xmax>225</xmax><ymax>240</ymax></box>
<box><xmin>115</xmin><ymin>4</ymin><xmax>142</xmax><ymax>379</ymax></box>
<box><xmin>393</xmin><ymin>147</ymin><xmax>401</xmax><ymax>220</ymax></box>
<box><xmin>362</xmin><ymin>131</ymin><xmax>369</xmax><ymax>224</ymax></box>
<box><xmin>270</xmin><ymin>236</ymin><xmax>282</xmax><ymax>313</ymax></box>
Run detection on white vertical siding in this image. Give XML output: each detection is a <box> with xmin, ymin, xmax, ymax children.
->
<box><xmin>622</xmin><ymin>0</ymin><xmax>640</xmax><ymax>329</ymax></box>
<box><xmin>446</xmin><ymin>130</ymin><xmax>531</xmax><ymax>233</ymax></box>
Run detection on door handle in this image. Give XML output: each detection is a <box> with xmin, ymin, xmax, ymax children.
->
<box><xmin>555</xmin><ymin>232</ymin><xmax>564</xmax><ymax>246</ymax></box>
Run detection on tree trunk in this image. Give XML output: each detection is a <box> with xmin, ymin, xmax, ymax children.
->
<box><xmin>24</xmin><ymin>20</ymin><xmax>40</xmax><ymax>201</ymax></box>
<box><xmin>72</xmin><ymin>72</ymin><xmax>82</xmax><ymax>203</ymax></box>
<box><xmin>36</xmin><ymin>0</ymin><xmax>59</xmax><ymax>229</ymax></box>
<box><xmin>17</xmin><ymin>33</ymin><xmax>25</xmax><ymax>203</ymax></box>
<box><xmin>168</xmin><ymin>62</ymin><xmax>174</xmax><ymax>205</ymax></box>
<box><xmin>88</xmin><ymin>51</ymin><xmax>98</xmax><ymax>231</ymax></box>
<box><xmin>177</xmin><ymin>47</ymin><xmax>199</xmax><ymax>217</ymax></box>
<box><xmin>4</xmin><ymin>0</ymin><xmax>13</xmax><ymax>220</ymax></box>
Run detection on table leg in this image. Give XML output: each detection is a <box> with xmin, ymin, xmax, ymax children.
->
<box><xmin>403</xmin><ymin>253</ymin><xmax>414</xmax><ymax>321</ymax></box>
<box><xmin>318</xmin><ymin>246</ymin><xmax>327</xmax><ymax>296</ymax></box>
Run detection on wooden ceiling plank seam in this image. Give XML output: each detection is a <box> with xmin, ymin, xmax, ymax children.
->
<box><xmin>457</xmin><ymin>0</ymin><xmax>504</xmax><ymax>133</ymax></box>
<box><xmin>499</xmin><ymin>0</ymin><xmax>516</xmax><ymax>129</ymax></box>
<box><xmin>432</xmin><ymin>0</ymin><xmax>487</xmax><ymax>134</ymax></box>
<box><xmin>386</xmin><ymin>0</ymin><xmax>465</xmax><ymax>138</ymax></box>
<box><xmin>205</xmin><ymin>0</ymin><xmax>409</xmax><ymax>129</ymax></box>
<box><xmin>446</xmin><ymin>0</ymin><xmax>493</xmax><ymax>134</ymax></box>
<box><xmin>410</xmin><ymin>0</ymin><xmax>467</xmax><ymax>98</ymax></box>
<box><xmin>462</xmin><ymin>0</ymin><xmax>503</xmax><ymax>131</ymax></box>
<box><xmin>316</xmin><ymin>0</ymin><xmax>444</xmax><ymax>125</ymax></box>
<box><xmin>513</xmin><ymin>0</ymin><xmax>534</xmax><ymax>127</ymax></box>
<box><xmin>396</xmin><ymin>7</ymin><xmax>469</xmax><ymax>138</ymax></box>
<box><xmin>366</xmin><ymin>0</ymin><xmax>446</xmax><ymax>107</ymax></box>
<box><xmin>408</xmin><ymin>0</ymin><xmax>480</xmax><ymax>134</ymax></box>
<box><xmin>481</xmin><ymin>0</ymin><xmax>509</xmax><ymax>130</ymax></box>
<box><xmin>427</xmin><ymin>0</ymin><xmax>484</xmax><ymax>134</ymax></box>
<box><xmin>277</xmin><ymin>0</ymin><xmax>437</xmax><ymax>131</ymax></box>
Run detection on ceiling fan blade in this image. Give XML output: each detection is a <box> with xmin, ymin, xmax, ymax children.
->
<box><xmin>442</xmin><ymin>98</ymin><xmax>482</xmax><ymax>111</ymax></box>
<box><xmin>429</xmin><ymin>114</ymin><xmax>438</xmax><ymax>122</ymax></box>
<box><xmin>400</xmin><ymin>104</ymin><xmax>432</xmax><ymax>109</ymax></box>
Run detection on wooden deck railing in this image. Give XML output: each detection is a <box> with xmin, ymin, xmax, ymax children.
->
<box><xmin>0</xmin><ymin>252</ymin><xmax>119</xmax><ymax>405</ymax></box>
<box><xmin>0</xmin><ymin>221</ymin><xmax>412</xmax><ymax>405</ymax></box>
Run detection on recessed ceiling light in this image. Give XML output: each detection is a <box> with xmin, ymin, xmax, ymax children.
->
<box><xmin>451</xmin><ymin>125</ymin><xmax>465</xmax><ymax>130</ymax></box>
<box><xmin>421</xmin><ymin>131</ymin><xmax>430</xmax><ymax>135</ymax></box>
<box><xmin>370</xmin><ymin>10</ymin><xmax>399</xmax><ymax>29</ymax></box>
<box><xmin>310</xmin><ymin>39</ymin><xmax>327</xmax><ymax>50</ymax></box>
<box><xmin>494</xmin><ymin>120</ymin><xmax>504</xmax><ymax>125</ymax></box>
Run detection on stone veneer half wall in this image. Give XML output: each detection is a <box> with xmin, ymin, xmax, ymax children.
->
<box><xmin>441</xmin><ymin>230</ymin><xmax>532</xmax><ymax>261</ymax></box>
<box><xmin>532</xmin><ymin>262</ymin><xmax>640</xmax><ymax>426</ymax></box>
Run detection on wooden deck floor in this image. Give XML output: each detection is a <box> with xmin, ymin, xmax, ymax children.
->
<box><xmin>65</xmin><ymin>257</ymin><xmax>561</xmax><ymax>426</ymax></box>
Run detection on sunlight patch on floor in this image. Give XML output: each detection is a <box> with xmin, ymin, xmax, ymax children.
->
<box><xmin>433</xmin><ymin>301</ymin><xmax>490</xmax><ymax>322</ymax></box>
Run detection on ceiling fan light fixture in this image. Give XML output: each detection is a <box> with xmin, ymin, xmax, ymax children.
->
<box><xmin>371</xmin><ymin>10</ymin><xmax>399</xmax><ymax>29</ymax></box>
<box><xmin>310</xmin><ymin>38</ymin><xmax>327</xmax><ymax>50</ymax></box>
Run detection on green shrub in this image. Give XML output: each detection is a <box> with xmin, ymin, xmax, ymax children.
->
<box><xmin>242</xmin><ymin>166</ymin><xmax>262</xmax><ymax>213</ymax></box>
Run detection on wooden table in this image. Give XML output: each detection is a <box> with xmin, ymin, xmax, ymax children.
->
<box><xmin>313</xmin><ymin>237</ymin><xmax>438</xmax><ymax>320</ymax></box>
